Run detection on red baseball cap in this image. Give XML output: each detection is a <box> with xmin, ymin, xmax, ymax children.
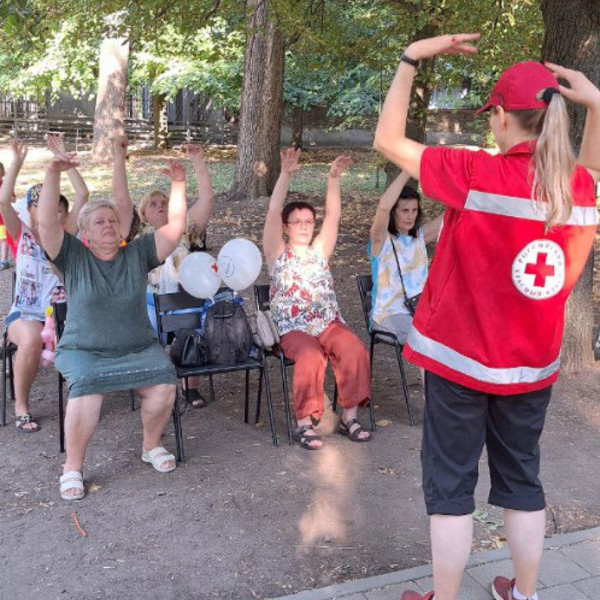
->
<box><xmin>476</xmin><ymin>61</ymin><xmax>560</xmax><ymax>115</ymax></box>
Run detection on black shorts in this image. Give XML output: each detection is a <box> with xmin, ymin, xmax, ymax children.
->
<box><xmin>421</xmin><ymin>371</ymin><xmax>552</xmax><ymax>516</ymax></box>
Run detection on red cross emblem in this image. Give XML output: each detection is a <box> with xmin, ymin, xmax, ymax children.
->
<box><xmin>524</xmin><ymin>252</ymin><xmax>555</xmax><ymax>287</ymax></box>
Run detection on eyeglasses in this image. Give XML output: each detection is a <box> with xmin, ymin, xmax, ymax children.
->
<box><xmin>286</xmin><ymin>219</ymin><xmax>315</xmax><ymax>226</ymax></box>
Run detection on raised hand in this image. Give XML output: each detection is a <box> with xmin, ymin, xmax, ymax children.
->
<box><xmin>47</xmin><ymin>133</ymin><xmax>66</xmax><ymax>156</ymax></box>
<box><xmin>47</xmin><ymin>153</ymin><xmax>79</xmax><ymax>173</ymax></box>
<box><xmin>163</xmin><ymin>160</ymin><xmax>186</xmax><ymax>182</ymax></box>
<box><xmin>112</xmin><ymin>135</ymin><xmax>129</xmax><ymax>159</ymax></box>
<box><xmin>406</xmin><ymin>33</ymin><xmax>480</xmax><ymax>61</ymax></box>
<box><xmin>10</xmin><ymin>139</ymin><xmax>28</xmax><ymax>169</ymax></box>
<box><xmin>281</xmin><ymin>147</ymin><xmax>302</xmax><ymax>175</ymax></box>
<box><xmin>544</xmin><ymin>63</ymin><xmax>600</xmax><ymax>108</ymax></box>
<box><xmin>329</xmin><ymin>155</ymin><xmax>353</xmax><ymax>178</ymax></box>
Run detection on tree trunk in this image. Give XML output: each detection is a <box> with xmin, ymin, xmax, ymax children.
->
<box><xmin>92</xmin><ymin>35</ymin><xmax>129</xmax><ymax>162</ymax></box>
<box><xmin>229</xmin><ymin>0</ymin><xmax>285</xmax><ymax>201</ymax></box>
<box><xmin>540</xmin><ymin>0</ymin><xmax>600</xmax><ymax>373</ymax></box>
<box><xmin>153</xmin><ymin>93</ymin><xmax>169</xmax><ymax>150</ymax></box>
<box><xmin>292</xmin><ymin>105</ymin><xmax>303</xmax><ymax>149</ymax></box>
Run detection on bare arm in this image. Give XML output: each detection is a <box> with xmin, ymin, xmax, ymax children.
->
<box><xmin>373</xmin><ymin>33</ymin><xmax>480</xmax><ymax>179</ymax></box>
<box><xmin>38</xmin><ymin>155</ymin><xmax>79</xmax><ymax>259</ymax></box>
<box><xmin>313</xmin><ymin>155</ymin><xmax>353</xmax><ymax>259</ymax></box>
<box><xmin>111</xmin><ymin>136</ymin><xmax>134</xmax><ymax>238</ymax></box>
<box><xmin>47</xmin><ymin>133</ymin><xmax>89</xmax><ymax>235</ymax></box>
<box><xmin>546</xmin><ymin>62</ymin><xmax>600</xmax><ymax>182</ymax></box>
<box><xmin>370</xmin><ymin>170</ymin><xmax>412</xmax><ymax>256</ymax></box>
<box><xmin>423</xmin><ymin>213</ymin><xmax>444</xmax><ymax>244</ymax></box>
<box><xmin>187</xmin><ymin>144</ymin><xmax>215</xmax><ymax>232</ymax></box>
<box><xmin>0</xmin><ymin>140</ymin><xmax>28</xmax><ymax>240</ymax></box>
<box><xmin>263</xmin><ymin>148</ymin><xmax>301</xmax><ymax>267</ymax></box>
<box><xmin>154</xmin><ymin>160</ymin><xmax>187</xmax><ymax>262</ymax></box>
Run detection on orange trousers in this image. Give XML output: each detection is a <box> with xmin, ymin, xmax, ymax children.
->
<box><xmin>279</xmin><ymin>321</ymin><xmax>371</xmax><ymax>422</ymax></box>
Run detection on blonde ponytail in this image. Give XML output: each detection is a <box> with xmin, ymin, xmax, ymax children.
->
<box><xmin>514</xmin><ymin>95</ymin><xmax>576</xmax><ymax>227</ymax></box>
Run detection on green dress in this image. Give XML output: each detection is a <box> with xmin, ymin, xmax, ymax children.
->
<box><xmin>52</xmin><ymin>232</ymin><xmax>177</xmax><ymax>397</ymax></box>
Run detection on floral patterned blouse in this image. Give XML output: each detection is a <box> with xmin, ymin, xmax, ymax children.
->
<box><xmin>269</xmin><ymin>245</ymin><xmax>342</xmax><ymax>337</ymax></box>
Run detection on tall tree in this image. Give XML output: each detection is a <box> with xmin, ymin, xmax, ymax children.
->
<box><xmin>91</xmin><ymin>13</ymin><xmax>129</xmax><ymax>162</ymax></box>
<box><xmin>540</xmin><ymin>0</ymin><xmax>600</xmax><ymax>372</ymax></box>
<box><xmin>229</xmin><ymin>0</ymin><xmax>284</xmax><ymax>201</ymax></box>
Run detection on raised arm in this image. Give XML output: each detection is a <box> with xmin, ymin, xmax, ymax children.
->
<box><xmin>187</xmin><ymin>144</ymin><xmax>215</xmax><ymax>232</ymax></box>
<box><xmin>423</xmin><ymin>213</ymin><xmax>444</xmax><ymax>244</ymax></box>
<box><xmin>154</xmin><ymin>160</ymin><xmax>187</xmax><ymax>263</ymax></box>
<box><xmin>545</xmin><ymin>62</ymin><xmax>600</xmax><ymax>182</ymax></box>
<box><xmin>0</xmin><ymin>140</ymin><xmax>28</xmax><ymax>240</ymax></box>
<box><xmin>263</xmin><ymin>147</ymin><xmax>301</xmax><ymax>267</ymax></box>
<box><xmin>47</xmin><ymin>133</ymin><xmax>89</xmax><ymax>235</ymax></box>
<box><xmin>370</xmin><ymin>170</ymin><xmax>412</xmax><ymax>256</ymax></box>
<box><xmin>111</xmin><ymin>135</ymin><xmax>134</xmax><ymax>238</ymax></box>
<box><xmin>373</xmin><ymin>33</ymin><xmax>479</xmax><ymax>179</ymax></box>
<box><xmin>38</xmin><ymin>154</ymin><xmax>80</xmax><ymax>259</ymax></box>
<box><xmin>313</xmin><ymin>155</ymin><xmax>353</xmax><ymax>259</ymax></box>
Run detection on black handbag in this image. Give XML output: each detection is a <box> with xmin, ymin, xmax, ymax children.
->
<box><xmin>390</xmin><ymin>235</ymin><xmax>421</xmax><ymax>317</ymax></box>
<box><xmin>169</xmin><ymin>329</ymin><xmax>208</xmax><ymax>367</ymax></box>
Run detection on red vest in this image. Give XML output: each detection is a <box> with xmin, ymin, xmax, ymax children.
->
<box><xmin>405</xmin><ymin>142</ymin><xmax>597</xmax><ymax>394</ymax></box>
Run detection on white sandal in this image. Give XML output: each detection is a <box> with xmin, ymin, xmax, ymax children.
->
<box><xmin>59</xmin><ymin>471</ymin><xmax>85</xmax><ymax>501</ymax></box>
<box><xmin>141</xmin><ymin>446</ymin><xmax>176</xmax><ymax>473</ymax></box>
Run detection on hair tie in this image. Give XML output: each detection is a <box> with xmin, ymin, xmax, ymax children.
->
<box><xmin>539</xmin><ymin>87</ymin><xmax>560</xmax><ymax>104</ymax></box>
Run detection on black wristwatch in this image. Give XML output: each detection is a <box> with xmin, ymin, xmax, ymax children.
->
<box><xmin>400</xmin><ymin>53</ymin><xmax>419</xmax><ymax>68</ymax></box>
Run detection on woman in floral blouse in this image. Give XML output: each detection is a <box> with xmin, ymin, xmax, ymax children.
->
<box><xmin>262</xmin><ymin>149</ymin><xmax>371</xmax><ymax>450</ymax></box>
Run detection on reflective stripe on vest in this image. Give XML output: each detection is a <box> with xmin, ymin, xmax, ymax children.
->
<box><xmin>407</xmin><ymin>326</ymin><xmax>561</xmax><ymax>385</ymax></box>
<box><xmin>465</xmin><ymin>190</ymin><xmax>599</xmax><ymax>226</ymax></box>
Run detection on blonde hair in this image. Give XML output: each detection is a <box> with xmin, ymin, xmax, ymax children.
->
<box><xmin>510</xmin><ymin>95</ymin><xmax>576</xmax><ymax>227</ymax></box>
<box><xmin>139</xmin><ymin>190</ymin><xmax>168</xmax><ymax>223</ymax></box>
<box><xmin>77</xmin><ymin>200</ymin><xmax>119</xmax><ymax>232</ymax></box>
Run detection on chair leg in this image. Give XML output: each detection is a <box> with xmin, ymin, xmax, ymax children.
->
<box><xmin>395</xmin><ymin>342</ymin><xmax>415</xmax><ymax>426</ymax></box>
<box><xmin>262</xmin><ymin>359</ymin><xmax>277</xmax><ymax>446</ymax></box>
<box><xmin>172</xmin><ymin>390</ymin><xmax>185</xmax><ymax>463</ymax></box>
<box><xmin>332</xmin><ymin>376</ymin><xmax>338</xmax><ymax>413</ymax></box>
<box><xmin>1</xmin><ymin>347</ymin><xmax>7</xmax><ymax>427</ymax></box>
<box><xmin>369</xmin><ymin>336</ymin><xmax>376</xmax><ymax>431</ymax></box>
<box><xmin>254</xmin><ymin>368</ymin><xmax>263</xmax><ymax>424</ymax></box>
<box><xmin>58</xmin><ymin>374</ymin><xmax>65</xmax><ymax>453</ymax></box>
<box><xmin>130</xmin><ymin>389</ymin><xmax>136</xmax><ymax>411</ymax></box>
<box><xmin>244</xmin><ymin>369</ymin><xmax>250</xmax><ymax>424</ymax></box>
<box><xmin>280</xmin><ymin>357</ymin><xmax>293</xmax><ymax>445</ymax></box>
<box><xmin>209</xmin><ymin>374</ymin><xmax>215</xmax><ymax>404</ymax></box>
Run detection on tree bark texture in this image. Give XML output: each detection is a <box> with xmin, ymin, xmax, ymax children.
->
<box><xmin>92</xmin><ymin>36</ymin><xmax>129</xmax><ymax>162</ymax></box>
<box><xmin>229</xmin><ymin>0</ymin><xmax>284</xmax><ymax>201</ymax></box>
<box><xmin>153</xmin><ymin>93</ymin><xmax>169</xmax><ymax>150</ymax></box>
<box><xmin>540</xmin><ymin>0</ymin><xmax>600</xmax><ymax>373</ymax></box>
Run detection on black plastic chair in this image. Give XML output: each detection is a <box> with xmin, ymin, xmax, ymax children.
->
<box><xmin>53</xmin><ymin>302</ymin><xmax>181</xmax><ymax>459</ymax></box>
<box><xmin>253</xmin><ymin>285</ymin><xmax>295</xmax><ymax>445</ymax></box>
<box><xmin>253</xmin><ymin>285</ymin><xmax>357</xmax><ymax>443</ymax></box>
<box><xmin>356</xmin><ymin>274</ymin><xmax>415</xmax><ymax>427</ymax></box>
<box><xmin>154</xmin><ymin>290</ymin><xmax>277</xmax><ymax>450</ymax></box>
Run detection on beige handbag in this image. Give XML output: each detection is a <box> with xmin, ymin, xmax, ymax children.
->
<box><xmin>255</xmin><ymin>310</ymin><xmax>280</xmax><ymax>349</ymax></box>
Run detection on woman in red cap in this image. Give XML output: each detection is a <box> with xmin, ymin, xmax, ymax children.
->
<box><xmin>374</xmin><ymin>33</ymin><xmax>600</xmax><ymax>600</ymax></box>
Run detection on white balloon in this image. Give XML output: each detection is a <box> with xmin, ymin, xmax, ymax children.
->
<box><xmin>217</xmin><ymin>239</ymin><xmax>263</xmax><ymax>292</ymax></box>
<box><xmin>178</xmin><ymin>252</ymin><xmax>221</xmax><ymax>299</ymax></box>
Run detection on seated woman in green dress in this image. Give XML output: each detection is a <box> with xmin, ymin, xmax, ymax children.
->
<box><xmin>37</xmin><ymin>152</ymin><xmax>187</xmax><ymax>501</ymax></box>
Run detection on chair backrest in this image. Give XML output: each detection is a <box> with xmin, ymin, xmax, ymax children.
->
<box><xmin>254</xmin><ymin>284</ymin><xmax>270</xmax><ymax>313</ymax></box>
<box><xmin>52</xmin><ymin>302</ymin><xmax>68</xmax><ymax>339</ymax></box>
<box><xmin>154</xmin><ymin>291</ymin><xmax>206</xmax><ymax>345</ymax></box>
<box><xmin>356</xmin><ymin>275</ymin><xmax>373</xmax><ymax>332</ymax></box>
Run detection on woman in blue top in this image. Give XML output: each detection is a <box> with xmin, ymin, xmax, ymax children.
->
<box><xmin>369</xmin><ymin>170</ymin><xmax>443</xmax><ymax>344</ymax></box>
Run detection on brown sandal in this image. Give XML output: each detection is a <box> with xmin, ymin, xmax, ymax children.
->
<box><xmin>338</xmin><ymin>418</ymin><xmax>371</xmax><ymax>442</ymax></box>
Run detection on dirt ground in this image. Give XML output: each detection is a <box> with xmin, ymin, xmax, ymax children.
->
<box><xmin>0</xmin><ymin>148</ymin><xmax>599</xmax><ymax>600</ymax></box>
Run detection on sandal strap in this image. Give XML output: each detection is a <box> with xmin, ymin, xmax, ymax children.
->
<box><xmin>60</xmin><ymin>471</ymin><xmax>84</xmax><ymax>491</ymax></box>
<box><xmin>341</xmin><ymin>418</ymin><xmax>360</xmax><ymax>430</ymax></box>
